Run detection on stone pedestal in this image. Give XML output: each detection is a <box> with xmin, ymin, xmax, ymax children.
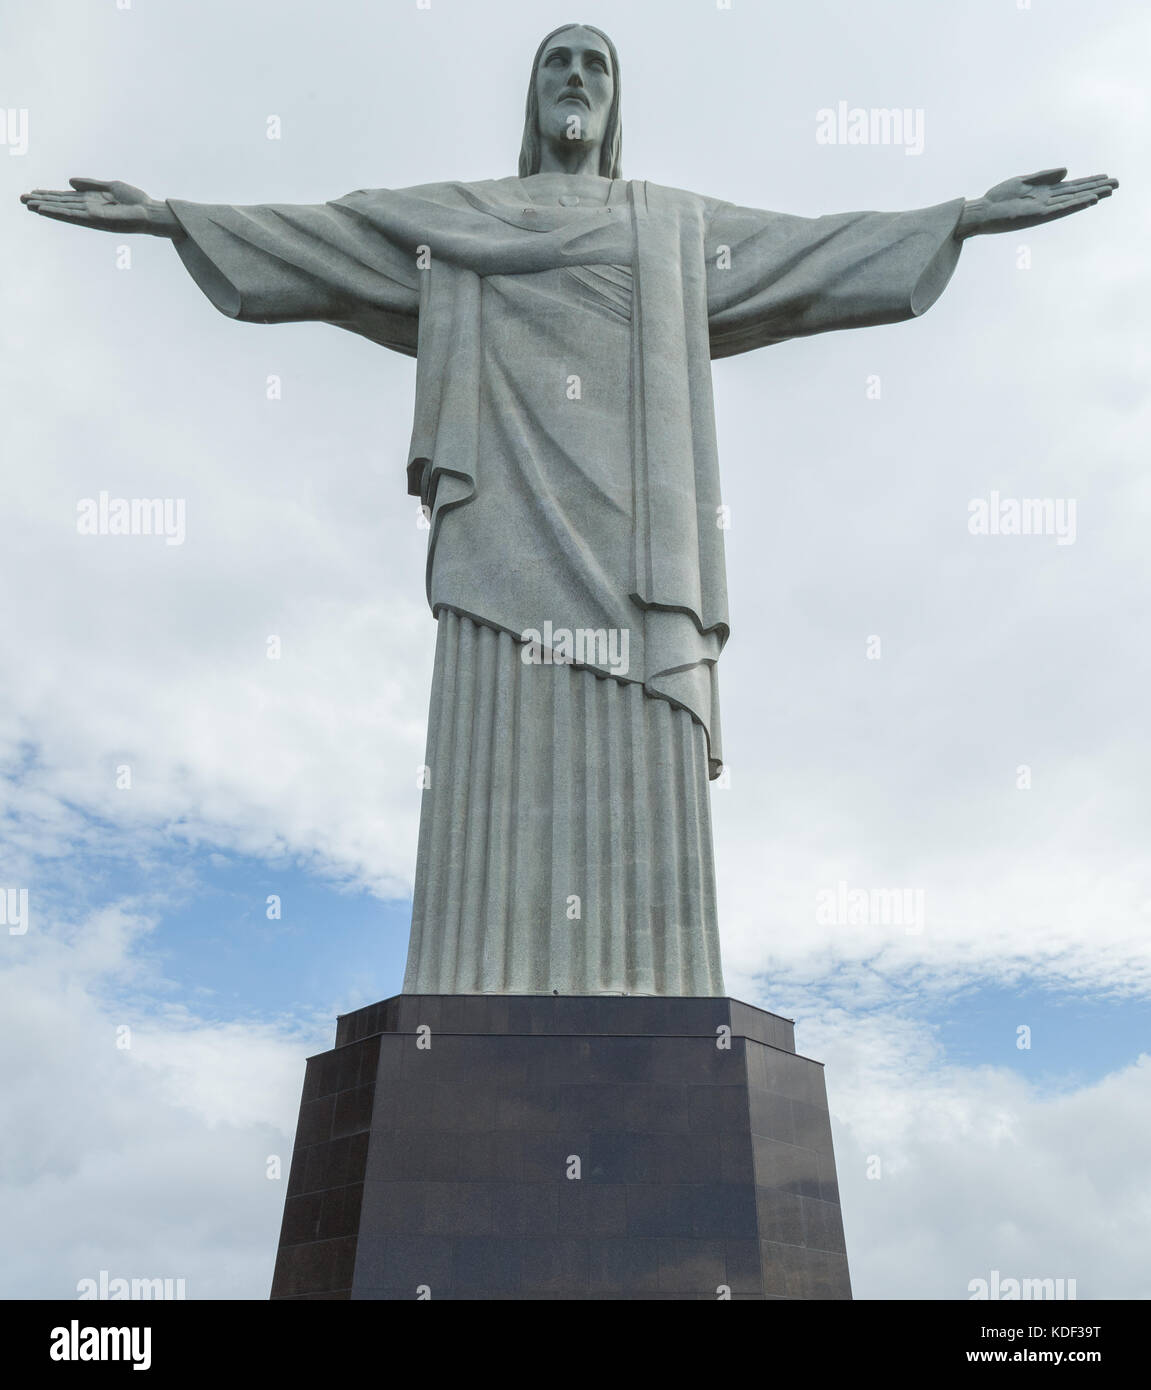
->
<box><xmin>270</xmin><ymin>995</ymin><xmax>852</xmax><ymax>1300</ymax></box>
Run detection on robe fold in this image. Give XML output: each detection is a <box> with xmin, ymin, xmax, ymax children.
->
<box><xmin>168</xmin><ymin>176</ymin><xmax>964</xmax><ymax>995</ymax></box>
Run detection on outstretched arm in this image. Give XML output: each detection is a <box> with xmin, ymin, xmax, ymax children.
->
<box><xmin>21</xmin><ymin>177</ymin><xmax>184</xmax><ymax>239</ymax></box>
<box><xmin>705</xmin><ymin>195</ymin><xmax>969</xmax><ymax>358</ymax></box>
<box><xmin>705</xmin><ymin>165</ymin><xmax>1118</xmax><ymax>358</ymax></box>
<box><xmin>23</xmin><ymin>177</ymin><xmax>428</xmax><ymax>355</ymax></box>
<box><xmin>956</xmin><ymin>167</ymin><xmax>1117</xmax><ymax>239</ymax></box>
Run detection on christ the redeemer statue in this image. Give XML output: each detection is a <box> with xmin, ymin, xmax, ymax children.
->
<box><xmin>23</xmin><ymin>24</ymin><xmax>1116</xmax><ymax>999</ymax></box>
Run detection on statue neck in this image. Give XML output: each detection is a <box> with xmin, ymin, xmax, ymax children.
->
<box><xmin>536</xmin><ymin>140</ymin><xmax>603</xmax><ymax>177</ymax></box>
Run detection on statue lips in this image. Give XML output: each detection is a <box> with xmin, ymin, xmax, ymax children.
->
<box><xmin>557</xmin><ymin>89</ymin><xmax>590</xmax><ymax>107</ymax></box>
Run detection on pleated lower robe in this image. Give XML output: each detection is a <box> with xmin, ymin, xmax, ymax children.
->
<box><xmin>401</xmin><ymin>609</ymin><xmax>724</xmax><ymax>996</ymax></box>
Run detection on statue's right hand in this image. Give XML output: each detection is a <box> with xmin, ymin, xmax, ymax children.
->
<box><xmin>20</xmin><ymin>177</ymin><xmax>173</xmax><ymax>235</ymax></box>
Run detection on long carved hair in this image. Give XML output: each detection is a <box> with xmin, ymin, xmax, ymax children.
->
<box><xmin>518</xmin><ymin>24</ymin><xmax>622</xmax><ymax>179</ymax></box>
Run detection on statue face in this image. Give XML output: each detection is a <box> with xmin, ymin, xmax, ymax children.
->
<box><xmin>534</xmin><ymin>26</ymin><xmax>614</xmax><ymax>157</ymax></box>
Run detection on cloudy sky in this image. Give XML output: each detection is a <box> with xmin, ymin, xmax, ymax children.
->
<box><xmin>2</xmin><ymin>0</ymin><xmax>1148</xmax><ymax>1299</ymax></box>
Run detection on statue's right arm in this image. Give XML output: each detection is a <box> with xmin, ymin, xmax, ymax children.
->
<box><xmin>24</xmin><ymin>179</ymin><xmax>423</xmax><ymax>348</ymax></box>
<box><xmin>20</xmin><ymin>178</ymin><xmax>184</xmax><ymax>241</ymax></box>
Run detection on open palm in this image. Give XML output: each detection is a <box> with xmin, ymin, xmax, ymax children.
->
<box><xmin>20</xmin><ymin>178</ymin><xmax>159</xmax><ymax>234</ymax></box>
<box><xmin>968</xmin><ymin>167</ymin><xmax>1118</xmax><ymax>235</ymax></box>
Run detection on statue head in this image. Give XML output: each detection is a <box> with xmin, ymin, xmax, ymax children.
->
<box><xmin>518</xmin><ymin>23</ymin><xmax>622</xmax><ymax>179</ymax></box>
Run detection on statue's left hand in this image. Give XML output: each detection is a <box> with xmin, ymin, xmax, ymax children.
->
<box><xmin>957</xmin><ymin>168</ymin><xmax>1118</xmax><ymax>239</ymax></box>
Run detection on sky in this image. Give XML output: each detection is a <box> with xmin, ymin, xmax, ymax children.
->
<box><xmin>1</xmin><ymin>0</ymin><xmax>1148</xmax><ymax>1300</ymax></box>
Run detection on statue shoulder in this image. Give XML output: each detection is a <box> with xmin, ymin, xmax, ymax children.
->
<box><xmin>333</xmin><ymin>178</ymin><xmax>522</xmax><ymax>211</ymax></box>
<box><xmin>631</xmin><ymin>179</ymin><xmax>729</xmax><ymax>219</ymax></box>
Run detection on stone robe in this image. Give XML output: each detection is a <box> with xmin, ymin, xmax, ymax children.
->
<box><xmin>168</xmin><ymin>174</ymin><xmax>964</xmax><ymax>996</ymax></box>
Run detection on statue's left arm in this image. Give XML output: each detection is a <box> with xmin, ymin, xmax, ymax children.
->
<box><xmin>954</xmin><ymin>168</ymin><xmax>1117</xmax><ymax>239</ymax></box>
<box><xmin>705</xmin><ymin>167</ymin><xmax>1117</xmax><ymax>360</ymax></box>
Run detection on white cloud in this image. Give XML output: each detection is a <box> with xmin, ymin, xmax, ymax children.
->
<box><xmin>0</xmin><ymin>905</ymin><xmax>322</xmax><ymax>1299</ymax></box>
<box><xmin>801</xmin><ymin>1012</ymin><xmax>1151</xmax><ymax>1299</ymax></box>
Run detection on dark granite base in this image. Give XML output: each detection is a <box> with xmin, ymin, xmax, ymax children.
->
<box><xmin>270</xmin><ymin>995</ymin><xmax>852</xmax><ymax>1301</ymax></box>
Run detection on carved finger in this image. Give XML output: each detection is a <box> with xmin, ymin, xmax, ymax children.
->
<box><xmin>31</xmin><ymin>204</ymin><xmax>90</xmax><ymax>223</ymax></box>
<box><xmin>1023</xmin><ymin>167</ymin><xmax>1069</xmax><ymax>186</ymax></box>
<box><xmin>1039</xmin><ymin>195</ymin><xmax>1101</xmax><ymax>222</ymax></box>
<box><xmin>27</xmin><ymin>201</ymin><xmax>87</xmax><ymax>216</ymax></box>
<box><xmin>1049</xmin><ymin>187</ymin><xmax>1106</xmax><ymax>203</ymax></box>
<box><xmin>1050</xmin><ymin>176</ymin><xmax>1113</xmax><ymax>195</ymax></box>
